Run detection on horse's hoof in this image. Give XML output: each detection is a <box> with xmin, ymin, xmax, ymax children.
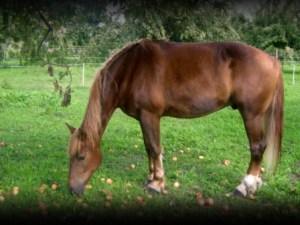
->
<box><xmin>147</xmin><ymin>186</ymin><xmax>161</xmax><ymax>195</ymax></box>
<box><xmin>161</xmin><ymin>189</ymin><xmax>169</xmax><ymax>195</ymax></box>
<box><xmin>144</xmin><ymin>179</ymin><xmax>152</xmax><ymax>186</ymax></box>
<box><xmin>232</xmin><ymin>188</ymin><xmax>245</xmax><ymax>198</ymax></box>
<box><xmin>247</xmin><ymin>193</ymin><xmax>256</xmax><ymax>200</ymax></box>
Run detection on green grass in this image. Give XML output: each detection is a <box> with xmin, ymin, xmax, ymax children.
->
<box><xmin>0</xmin><ymin>64</ymin><xmax>300</xmax><ymax>223</ymax></box>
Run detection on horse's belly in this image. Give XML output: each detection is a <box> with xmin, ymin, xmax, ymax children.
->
<box><xmin>164</xmin><ymin>97</ymin><xmax>227</xmax><ymax>118</ymax></box>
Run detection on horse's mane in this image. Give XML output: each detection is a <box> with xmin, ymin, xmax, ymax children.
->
<box><xmin>100</xmin><ymin>39</ymin><xmax>149</xmax><ymax>77</ymax></box>
<box><xmin>100</xmin><ymin>38</ymin><xmax>164</xmax><ymax>76</ymax></box>
<box><xmin>80</xmin><ymin>39</ymin><xmax>154</xmax><ymax>146</ymax></box>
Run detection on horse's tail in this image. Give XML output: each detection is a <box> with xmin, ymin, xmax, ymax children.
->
<box><xmin>264</xmin><ymin>69</ymin><xmax>284</xmax><ymax>173</ymax></box>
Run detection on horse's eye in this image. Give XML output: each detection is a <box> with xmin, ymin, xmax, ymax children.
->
<box><xmin>77</xmin><ymin>151</ymin><xmax>86</xmax><ymax>161</ymax></box>
<box><xmin>78</xmin><ymin>155</ymin><xmax>85</xmax><ymax>161</ymax></box>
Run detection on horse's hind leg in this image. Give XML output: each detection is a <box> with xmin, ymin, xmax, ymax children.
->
<box><xmin>233</xmin><ymin>114</ymin><xmax>266</xmax><ymax>198</ymax></box>
<box><xmin>139</xmin><ymin>110</ymin><xmax>165</xmax><ymax>194</ymax></box>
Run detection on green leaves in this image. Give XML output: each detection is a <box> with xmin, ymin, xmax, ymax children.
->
<box><xmin>237</xmin><ymin>0</ymin><xmax>300</xmax><ymax>52</ymax></box>
<box><xmin>2</xmin><ymin>0</ymin><xmax>300</xmax><ymax>66</ymax></box>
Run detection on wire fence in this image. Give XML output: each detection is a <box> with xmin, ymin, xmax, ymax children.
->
<box><xmin>0</xmin><ymin>56</ymin><xmax>299</xmax><ymax>86</ymax></box>
<box><xmin>0</xmin><ymin>56</ymin><xmax>107</xmax><ymax>67</ymax></box>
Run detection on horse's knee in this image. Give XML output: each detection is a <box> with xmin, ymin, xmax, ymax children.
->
<box><xmin>259</xmin><ymin>139</ymin><xmax>266</xmax><ymax>151</ymax></box>
<box><xmin>250</xmin><ymin>140</ymin><xmax>266</xmax><ymax>158</ymax></box>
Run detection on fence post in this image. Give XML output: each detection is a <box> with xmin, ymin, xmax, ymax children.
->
<box><xmin>82</xmin><ymin>63</ymin><xmax>85</xmax><ymax>87</ymax></box>
<box><xmin>292</xmin><ymin>64</ymin><xmax>295</xmax><ymax>85</ymax></box>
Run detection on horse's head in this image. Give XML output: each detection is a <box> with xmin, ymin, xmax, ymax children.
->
<box><xmin>66</xmin><ymin>123</ymin><xmax>102</xmax><ymax>195</ymax></box>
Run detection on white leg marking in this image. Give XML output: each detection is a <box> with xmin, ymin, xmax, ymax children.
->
<box><xmin>235</xmin><ymin>175</ymin><xmax>262</xmax><ymax>197</ymax></box>
<box><xmin>147</xmin><ymin>154</ymin><xmax>165</xmax><ymax>193</ymax></box>
<box><xmin>155</xmin><ymin>154</ymin><xmax>164</xmax><ymax>178</ymax></box>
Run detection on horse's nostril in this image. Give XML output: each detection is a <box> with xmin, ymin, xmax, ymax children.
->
<box><xmin>69</xmin><ymin>189</ymin><xmax>77</xmax><ymax>196</ymax></box>
<box><xmin>69</xmin><ymin>184</ymin><xmax>84</xmax><ymax>196</ymax></box>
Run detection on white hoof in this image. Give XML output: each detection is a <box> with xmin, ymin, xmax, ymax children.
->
<box><xmin>234</xmin><ymin>175</ymin><xmax>262</xmax><ymax>197</ymax></box>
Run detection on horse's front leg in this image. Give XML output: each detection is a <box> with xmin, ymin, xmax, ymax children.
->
<box><xmin>139</xmin><ymin>110</ymin><xmax>165</xmax><ymax>194</ymax></box>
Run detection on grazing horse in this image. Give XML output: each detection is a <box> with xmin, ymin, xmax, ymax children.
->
<box><xmin>66</xmin><ymin>39</ymin><xmax>283</xmax><ymax>197</ymax></box>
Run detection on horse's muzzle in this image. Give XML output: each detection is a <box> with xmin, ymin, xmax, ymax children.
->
<box><xmin>69</xmin><ymin>180</ymin><xmax>85</xmax><ymax>195</ymax></box>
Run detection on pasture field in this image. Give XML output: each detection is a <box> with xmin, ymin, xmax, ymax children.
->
<box><xmin>0</xmin><ymin>64</ymin><xmax>300</xmax><ymax>224</ymax></box>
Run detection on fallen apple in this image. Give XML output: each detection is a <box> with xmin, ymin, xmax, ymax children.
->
<box><xmin>130</xmin><ymin>164</ymin><xmax>136</xmax><ymax>169</ymax></box>
<box><xmin>205</xmin><ymin>197</ymin><xmax>214</xmax><ymax>206</ymax></box>
<box><xmin>38</xmin><ymin>184</ymin><xmax>48</xmax><ymax>193</ymax></box>
<box><xmin>85</xmin><ymin>184</ymin><xmax>92</xmax><ymax>189</ymax></box>
<box><xmin>13</xmin><ymin>186</ymin><xmax>19</xmax><ymax>195</ymax></box>
<box><xmin>223</xmin><ymin>159</ymin><xmax>230</xmax><ymax>166</ymax></box>
<box><xmin>106</xmin><ymin>178</ymin><xmax>114</xmax><ymax>184</ymax></box>
<box><xmin>174</xmin><ymin>181</ymin><xmax>180</xmax><ymax>188</ymax></box>
<box><xmin>51</xmin><ymin>183</ymin><xmax>58</xmax><ymax>190</ymax></box>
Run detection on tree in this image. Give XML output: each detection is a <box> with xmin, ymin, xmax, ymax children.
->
<box><xmin>235</xmin><ymin>0</ymin><xmax>300</xmax><ymax>53</ymax></box>
<box><xmin>121</xmin><ymin>0</ymin><xmax>241</xmax><ymax>42</ymax></box>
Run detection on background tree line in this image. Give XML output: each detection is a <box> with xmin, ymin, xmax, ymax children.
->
<box><xmin>1</xmin><ymin>0</ymin><xmax>300</xmax><ymax>65</ymax></box>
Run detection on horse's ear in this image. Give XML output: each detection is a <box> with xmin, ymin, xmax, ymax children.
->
<box><xmin>66</xmin><ymin>123</ymin><xmax>76</xmax><ymax>134</ymax></box>
<box><xmin>78</xmin><ymin>128</ymin><xmax>87</xmax><ymax>141</ymax></box>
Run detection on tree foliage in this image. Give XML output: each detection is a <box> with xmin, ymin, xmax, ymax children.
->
<box><xmin>1</xmin><ymin>0</ymin><xmax>299</xmax><ymax>63</ymax></box>
<box><xmin>237</xmin><ymin>0</ymin><xmax>300</xmax><ymax>53</ymax></box>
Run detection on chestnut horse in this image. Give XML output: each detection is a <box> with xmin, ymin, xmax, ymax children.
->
<box><xmin>66</xmin><ymin>39</ymin><xmax>283</xmax><ymax>197</ymax></box>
